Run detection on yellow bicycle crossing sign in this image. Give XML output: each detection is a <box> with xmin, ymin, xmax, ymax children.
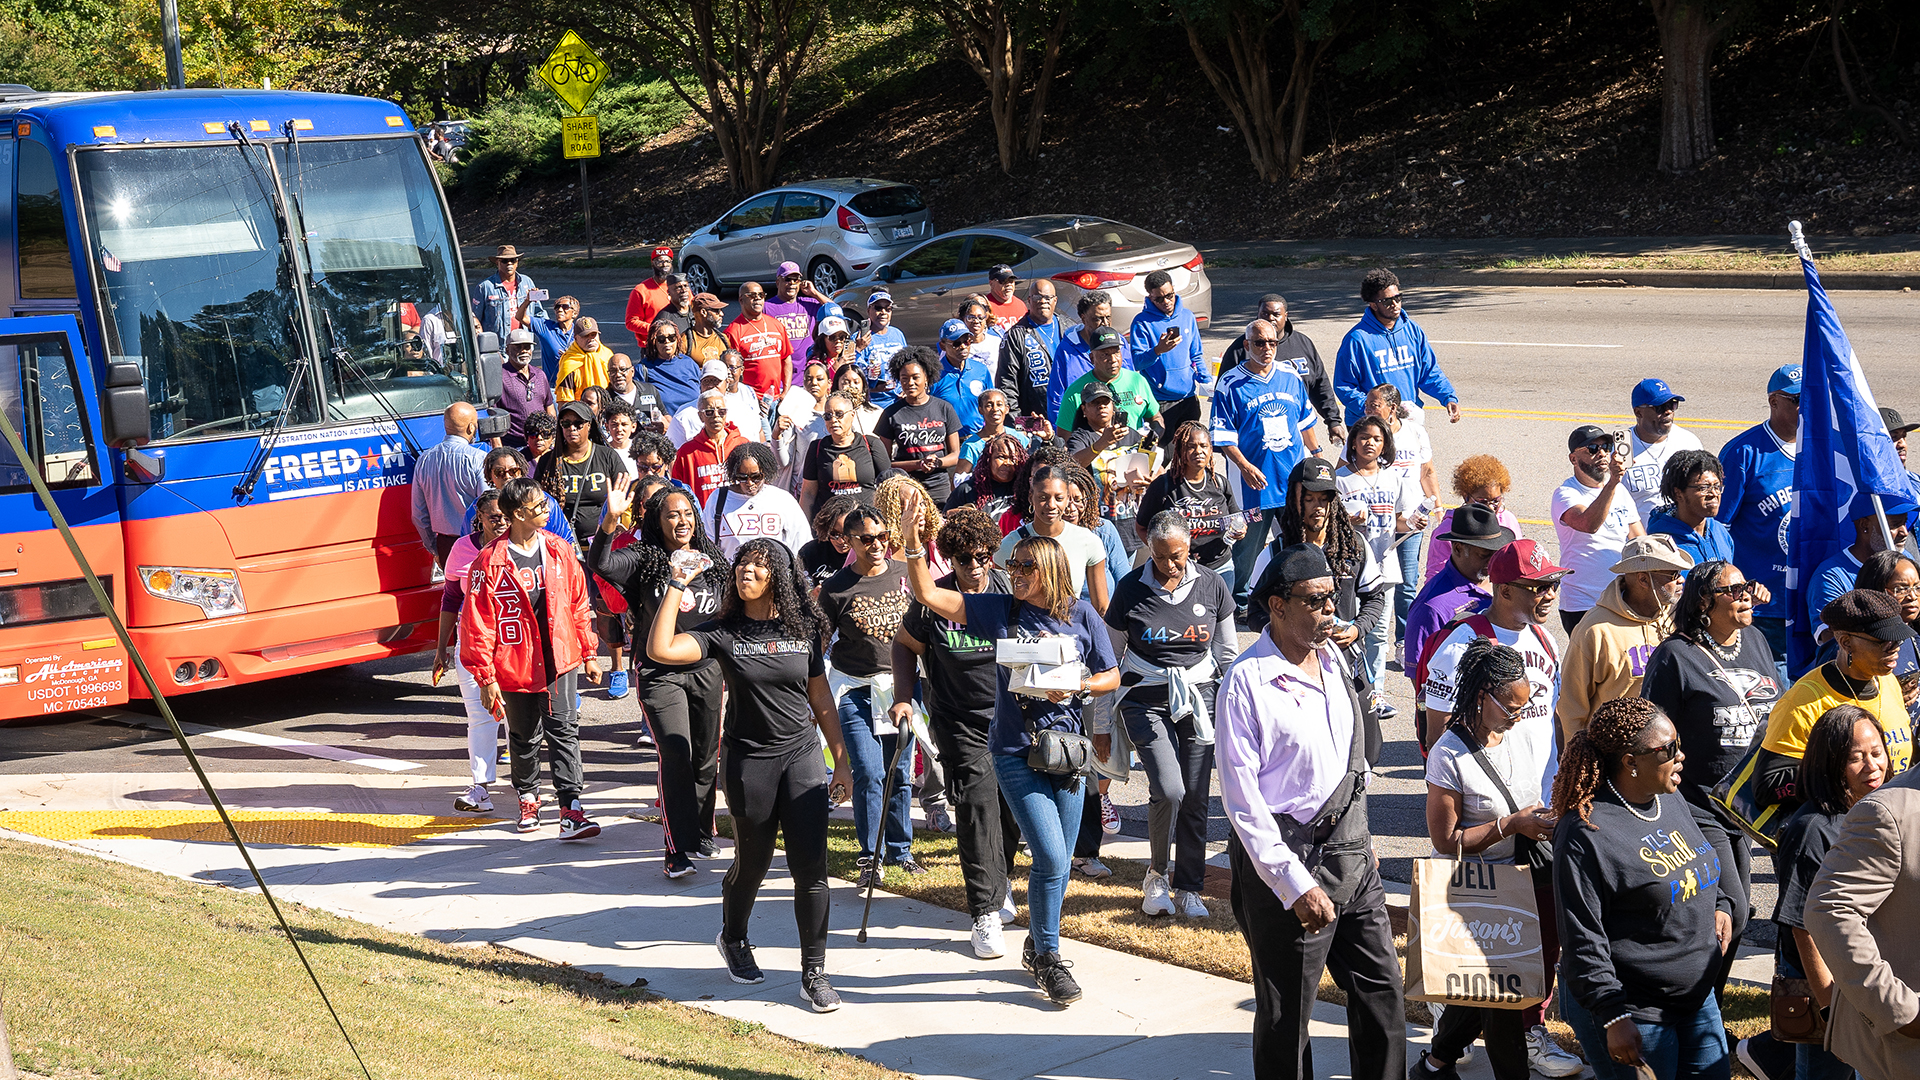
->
<box><xmin>538</xmin><ymin>31</ymin><xmax>607</xmax><ymax>114</ymax></box>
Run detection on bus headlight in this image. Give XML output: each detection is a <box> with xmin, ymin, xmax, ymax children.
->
<box><xmin>139</xmin><ymin>567</ymin><xmax>246</xmax><ymax>619</ymax></box>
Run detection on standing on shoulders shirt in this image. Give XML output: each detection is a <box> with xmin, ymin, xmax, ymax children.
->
<box><xmin>1620</xmin><ymin>378</ymin><xmax>1703</xmax><ymax>522</ymax></box>
<box><xmin>1331</xmin><ymin>269</ymin><xmax>1461</xmax><ymax>428</ymax></box>
<box><xmin>1552</xmin><ymin>424</ymin><xmax>1646</xmax><ymax>635</ymax></box>
<box><xmin>1128</xmin><ymin>270</ymin><xmax>1208</xmax><ymax>432</ymax></box>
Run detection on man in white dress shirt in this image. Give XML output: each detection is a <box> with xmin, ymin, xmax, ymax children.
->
<box><xmin>1217</xmin><ymin>544</ymin><xmax>1403</xmax><ymax>1080</ymax></box>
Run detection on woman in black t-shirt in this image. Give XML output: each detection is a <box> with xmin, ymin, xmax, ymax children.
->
<box><xmin>947</xmin><ymin>432</ymin><xmax>1028</xmax><ymax>520</ymax></box>
<box><xmin>801</xmin><ymin>392</ymin><xmax>886</xmax><ymax>517</ymax></box>
<box><xmin>877</xmin><ymin>348</ymin><xmax>961</xmax><ymax>503</ymax></box>
<box><xmin>1137</xmin><ymin>421</ymin><xmax>1242</xmax><ymax>574</ymax></box>
<box><xmin>590</xmin><ymin>476</ymin><xmax>730</xmax><ymax>879</ymax></box>
<box><xmin>537</xmin><ymin>399</ymin><xmax>633</xmax><ymax>689</ymax></box>
<box><xmin>800</xmin><ymin>494</ymin><xmax>860</xmax><ymax>594</ymax></box>
<box><xmin>647</xmin><ymin>537</ymin><xmax>852</xmax><ymax>1012</ymax></box>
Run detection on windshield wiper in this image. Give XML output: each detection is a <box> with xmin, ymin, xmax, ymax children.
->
<box><xmin>233</xmin><ymin>311</ymin><xmax>316</xmax><ymax>504</ymax></box>
<box><xmin>228</xmin><ymin>122</ymin><xmax>301</xmax><ymax>292</ymax></box>
<box><xmin>281</xmin><ymin>119</ymin><xmax>319</xmax><ymax>288</ymax></box>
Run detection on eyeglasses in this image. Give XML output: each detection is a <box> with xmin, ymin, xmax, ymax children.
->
<box><xmin>826</xmin><ymin>410</ymin><xmax>852</xmax><ymax>420</ymax></box>
<box><xmin>741</xmin><ymin>291</ymin><xmax>765</xmax><ymax>299</ymax></box>
<box><xmin>847</xmin><ymin>531</ymin><xmax>887</xmax><ymax>546</ymax></box>
<box><xmin>1711</xmin><ymin>581</ymin><xmax>1759</xmax><ymax>598</ymax></box>
<box><xmin>1684</xmin><ymin>483</ymin><xmax>1725</xmax><ymax>497</ymax></box>
<box><xmin>954</xmin><ymin>552</ymin><xmax>995</xmax><ymax>567</ymax></box>
<box><xmin>1470</xmin><ymin>494</ymin><xmax>1506</xmax><ymax>510</ymax></box>
<box><xmin>699</xmin><ymin>407</ymin><xmax>727</xmax><ymax>417</ymax></box>
<box><xmin>1289</xmin><ymin>589</ymin><xmax>1337</xmax><ymax>609</ymax></box>
<box><xmin>611</xmin><ymin>367</ymin><xmax>634</xmax><ymax>376</ymax></box>
<box><xmin>1886</xmin><ymin>583</ymin><xmax>1920</xmax><ymax>599</ymax></box>
<box><xmin>1633</xmin><ymin>737</ymin><xmax>1683</xmax><ymax>763</ymax></box>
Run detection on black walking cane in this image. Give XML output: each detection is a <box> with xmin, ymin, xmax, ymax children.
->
<box><xmin>856</xmin><ymin>716</ymin><xmax>916</xmax><ymax>944</ymax></box>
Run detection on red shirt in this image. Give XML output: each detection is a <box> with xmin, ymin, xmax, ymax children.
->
<box><xmin>625</xmin><ymin>277</ymin><xmax>671</xmax><ymax>347</ymax></box>
<box><xmin>987</xmin><ymin>295</ymin><xmax>1028</xmax><ymax>335</ymax></box>
<box><xmin>671</xmin><ymin>427</ymin><xmax>748</xmax><ymax>508</ymax></box>
<box><xmin>725</xmin><ymin>314</ymin><xmax>794</xmax><ymax>398</ymax></box>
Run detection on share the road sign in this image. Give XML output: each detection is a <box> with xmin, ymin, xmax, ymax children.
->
<box><xmin>562</xmin><ymin>115</ymin><xmax>601</xmax><ymax>159</ymax></box>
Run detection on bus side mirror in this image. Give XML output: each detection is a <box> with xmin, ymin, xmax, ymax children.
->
<box><xmin>101</xmin><ymin>360</ymin><xmax>151</xmax><ymax>448</ymax></box>
<box><xmin>474</xmin><ymin>331</ymin><xmax>509</xmax><ymax>438</ymax></box>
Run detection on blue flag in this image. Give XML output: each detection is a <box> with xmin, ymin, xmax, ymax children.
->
<box><xmin>1786</xmin><ymin>253</ymin><xmax>1916</xmax><ymax>675</ymax></box>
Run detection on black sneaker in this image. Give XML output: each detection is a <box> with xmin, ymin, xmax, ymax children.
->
<box><xmin>891</xmin><ymin>855</ymin><xmax>928</xmax><ymax>876</ymax></box>
<box><xmin>1021</xmin><ymin>935</ymin><xmax>1038</xmax><ymax>977</ymax></box>
<box><xmin>664</xmin><ymin>853</ymin><xmax>696</xmax><ymax>879</ymax></box>
<box><xmin>1735</xmin><ymin>1032</ymin><xmax>1793</xmax><ymax>1080</ymax></box>
<box><xmin>1030</xmin><ymin>951</ymin><xmax>1082</xmax><ymax>1005</ymax></box>
<box><xmin>853</xmin><ymin>856</ymin><xmax>881</xmax><ymax>890</ymax></box>
<box><xmin>1409</xmin><ymin>1052</ymin><xmax>1460</xmax><ymax>1080</ymax></box>
<box><xmin>694</xmin><ymin>837</ymin><xmax>719</xmax><ymax>859</ymax></box>
<box><xmin>716</xmin><ymin>932</ymin><xmax>764</xmax><ymax>984</ymax></box>
<box><xmin>798</xmin><ymin>966</ymin><xmax>842</xmax><ymax>1013</ymax></box>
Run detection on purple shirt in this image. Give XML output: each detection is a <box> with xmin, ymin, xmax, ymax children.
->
<box><xmin>1404</xmin><ymin>559</ymin><xmax>1491</xmax><ymax>680</ymax></box>
<box><xmin>495</xmin><ymin>364</ymin><xmax>554</xmax><ymax>444</ymax></box>
<box><xmin>1216</xmin><ymin>632</ymin><xmax>1358</xmax><ymax>905</ymax></box>
<box><xmin>763</xmin><ymin>296</ymin><xmax>820</xmax><ymax>380</ymax></box>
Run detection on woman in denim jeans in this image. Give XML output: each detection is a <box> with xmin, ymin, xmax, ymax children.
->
<box><xmin>898</xmin><ymin>490</ymin><xmax>1118</xmax><ymax>1006</ymax></box>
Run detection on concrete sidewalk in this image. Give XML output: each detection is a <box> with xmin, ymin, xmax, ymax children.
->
<box><xmin>0</xmin><ymin>768</ymin><xmax>1464</xmax><ymax>1080</ymax></box>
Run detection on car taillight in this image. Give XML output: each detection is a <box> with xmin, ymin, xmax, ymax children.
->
<box><xmin>836</xmin><ymin>205</ymin><xmax>869</xmax><ymax>234</ymax></box>
<box><xmin>1183</xmin><ymin>252</ymin><xmax>1205</xmax><ymax>271</ymax></box>
<box><xmin>1052</xmin><ymin>270</ymin><xmax>1135</xmax><ymax>290</ymax></box>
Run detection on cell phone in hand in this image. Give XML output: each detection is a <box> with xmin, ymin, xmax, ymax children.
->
<box><xmin>530</xmin><ymin>288</ymin><xmax>550</xmax><ymax>302</ymax></box>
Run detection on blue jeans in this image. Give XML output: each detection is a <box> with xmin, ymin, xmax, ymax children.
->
<box><xmin>1776</xmin><ymin>941</ymin><xmax>1857</xmax><ymax>1080</ymax></box>
<box><xmin>1360</xmin><ymin>594</ymin><xmax>1390</xmax><ymax>689</ymax></box>
<box><xmin>1561</xmin><ymin>983</ymin><xmax>1730</xmax><ymax>1080</ymax></box>
<box><xmin>1394</xmin><ymin>530</ymin><xmax>1423</xmax><ymax>647</ymax></box>
<box><xmin>993</xmin><ymin>752</ymin><xmax>1084</xmax><ymax>954</ymax></box>
<box><xmin>838</xmin><ymin>684</ymin><xmax>914</xmax><ymax>864</ymax></box>
<box><xmin>1230</xmin><ymin>510</ymin><xmax>1275</xmax><ymax>610</ymax></box>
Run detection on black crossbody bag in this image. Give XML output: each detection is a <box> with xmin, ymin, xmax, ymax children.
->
<box><xmin>1449</xmin><ymin>721</ymin><xmax>1554</xmax><ymax>886</ymax></box>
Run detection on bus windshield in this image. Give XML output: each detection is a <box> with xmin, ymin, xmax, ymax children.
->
<box><xmin>74</xmin><ymin>137</ymin><xmax>472</xmax><ymax>443</ymax></box>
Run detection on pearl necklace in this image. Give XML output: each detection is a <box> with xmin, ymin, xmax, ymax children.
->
<box><xmin>1705</xmin><ymin>629</ymin><xmax>1742</xmax><ymax>664</ymax></box>
<box><xmin>1606</xmin><ymin>778</ymin><xmax>1661</xmax><ymax>822</ymax></box>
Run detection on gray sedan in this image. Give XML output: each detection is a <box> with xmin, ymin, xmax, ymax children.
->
<box><xmin>829</xmin><ymin>215</ymin><xmax>1213</xmax><ymax>347</ymax></box>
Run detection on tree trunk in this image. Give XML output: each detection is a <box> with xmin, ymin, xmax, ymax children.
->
<box><xmin>1651</xmin><ymin>0</ymin><xmax>1725</xmax><ymax>173</ymax></box>
<box><xmin>1184</xmin><ymin>8</ymin><xmax>1299</xmax><ymax>183</ymax></box>
<box><xmin>1021</xmin><ymin>9</ymin><xmax>1069</xmax><ymax>160</ymax></box>
<box><xmin>940</xmin><ymin>0</ymin><xmax>1070</xmax><ymax>174</ymax></box>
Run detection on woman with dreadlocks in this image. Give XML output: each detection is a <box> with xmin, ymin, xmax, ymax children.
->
<box><xmin>1415</xmin><ymin>638</ymin><xmax>1568</xmax><ymax>1080</ymax></box>
<box><xmin>947</xmin><ymin>431</ymin><xmax>1028</xmax><ymax>520</ymax></box>
<box><xmin>1550</xmin><ymin>697</ymin><xmax>1738</xmax><ymax>1080</ymax></box>
<box><xmin>647</xmin><ymin>535</ymin><xmax>852</xmax><ymax>1011</ymax></box>
<box><xmin>1244</xmin><ymin>456</ymin><xmax>1387</xmax><ymax>678</ymax></box>
<box><xmin>592</xmin><ymin>475</ymin><xmax>731</xmax><ymax>879</ymax></box>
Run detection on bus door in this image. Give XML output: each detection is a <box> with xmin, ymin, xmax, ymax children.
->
<box><xmin>0</xmin><ymin>314</ymin><xmax>129</xmax><ymax>720</ymax></box>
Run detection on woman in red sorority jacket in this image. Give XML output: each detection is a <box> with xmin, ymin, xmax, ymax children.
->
<box><xmin>461</xmin><ymin>476</ymin><xmax>605</xmax><ymax>839</ymax></box>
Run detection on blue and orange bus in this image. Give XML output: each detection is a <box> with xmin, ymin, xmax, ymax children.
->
<box><xmin>0</xmin><ymin>87</ymin><xmax>506</xmax><ymax>722</ymax></box>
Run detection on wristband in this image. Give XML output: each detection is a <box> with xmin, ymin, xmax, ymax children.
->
<box><xmin>1602</xmin><ymin>1014</ymin><xmax>1635</xmax><ymax>1030</ymax></box>
<box><xmin>1493</xmin><ymin>817</ymin><xmax>1505</xmax><ymax>839</ymax></box>
<box><xmin>903</xmin><ymin>549</ymin><xmax>927</xmax><ymax>560</ymax></box>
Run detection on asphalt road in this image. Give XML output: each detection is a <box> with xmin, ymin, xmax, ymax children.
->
<box><xmin>10</xmin><ymin>274</ymin><xmax>1920</xmax><ymax>944</ymax></box>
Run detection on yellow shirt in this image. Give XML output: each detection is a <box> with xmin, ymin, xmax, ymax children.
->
<box><xmin>1761</xmin><ymin>666</ymin><xmax>1913</xmax><ymax>773</ymax></box>
<box><xmin>555</xmin><ymin>342</ymin><xmax>613</xmax><ymax>401</ymax></box>
<box><xmin>685</xmin><ymin>326</ymin><xmax>728</xmax><ymax>366</ymax></box>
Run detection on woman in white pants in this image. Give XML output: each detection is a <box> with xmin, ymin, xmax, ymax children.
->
<box><xmin>434</xmin><ymin>488</ymin><xmax>511</xmax><ymax>812</ymax></box>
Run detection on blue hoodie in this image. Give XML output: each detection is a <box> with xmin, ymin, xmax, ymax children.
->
<box><xmin>1128</xmin><ymin>298</ymin><xmax>1206</xmax><ymax>402</ymax></box>
<box><xmin>636</xmin><ymin>352</ymin><xmax>704</xmax><ymax>416</ymax></box>
<box><xmin>1646</xmin><ymin>510</ymin><xmax>1735</xmax><ymax>571</ymax></box>
<box><xmin>1714</xmin><ymin>420</ymin><xmax>1796</xmax><ymax>620</ymax></box>
<box><xmin>1332</xmin><ymin>309</ymin><xmax>1459</xmax><ymax>426</ymax></box>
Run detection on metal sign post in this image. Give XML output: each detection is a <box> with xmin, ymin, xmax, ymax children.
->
<box><xmin>540</xmin><ymin>32</ymin><xmax>608</xmax><ymax>261</ymax></box>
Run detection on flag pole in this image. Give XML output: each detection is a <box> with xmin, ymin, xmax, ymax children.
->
<box><xmin>1793</xmin><ymin>219</ymin><xmax>1899</xmax><ymax>554</ymax></box>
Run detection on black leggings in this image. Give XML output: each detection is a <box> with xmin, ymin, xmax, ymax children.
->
<box><xmin>722</xmin><ymin>740</ymin><xmax>832</xmax><ymax>968</ymax></box>
<box><xmin>927</xmin><ymin>709</ymin><xmax>1021</xmax><ymax>917</ymax></box>
<box><xmin>641</xmin><ymin>661</ymin><xmax>723</xmax><ymax>857</ymax></box>
<box><xmin>502</xmin><ymin>668</ymin><xmax>583</xmax><ymax>806</ymax></box>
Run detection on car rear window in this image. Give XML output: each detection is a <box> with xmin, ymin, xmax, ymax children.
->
<box><xmin>1032</xmin><ymin>221</ymin><xmax>1166</xmax><ymax>258</ymax></box>
<box><xmin>848</xmin><ymin>186</ymin><xmax>925</xmax><ymax>218</ymax></box>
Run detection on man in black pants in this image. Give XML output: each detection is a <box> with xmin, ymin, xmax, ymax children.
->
<box><xmin>1216</xmin><ymin>546</ymin><xmax>1403</xmax><ymax>1080</ymax></box>
<box><xmin>891</xmin><ymin>507</ymin><xmax>1022</xmax><ymax>960</ymax></box>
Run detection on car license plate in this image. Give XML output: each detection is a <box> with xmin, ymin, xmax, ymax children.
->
<box><xmin>892</xmin><ymin>225</ymin><xmax>915</xmax><ymax>239</ymax></box>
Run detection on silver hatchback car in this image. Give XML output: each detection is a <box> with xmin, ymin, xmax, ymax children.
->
<box><xmin>829</xmin><ymin>215</ymin><xmax>1212</xmax><ymax>347</ymax></box>
<box><xmin>677</xmin><ymin>179</ymin><xmax>933</xmax><ymax>296</ymax></box>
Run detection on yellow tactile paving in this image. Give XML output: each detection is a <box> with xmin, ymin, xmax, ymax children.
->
<box><xmin>0</xmin><ymin>810</ymin><xmax>503</xmax><ymax>848</ymax></box>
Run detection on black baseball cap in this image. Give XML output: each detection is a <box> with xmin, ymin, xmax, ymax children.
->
<box><xmin>1090</xmin><ymin>325</ymin><xmax>1124</xmax><ymax>351</ymax></box>
<box><xmin>1568</xmin><ymin>424</ymin><xmax>1613</xmax><ymax>452</ymax></box>
<box><xmin>1250</xmin><ymin>543</ymin><xmax>1333</xmax><ymax>605</ymax></box>
<box><xmin>1291</xmin><ymin>456</ymin><xmax>1337</xmax><ymax>493</ymax></box>
<box><xmin>1082</xmin><ymin>380</ymin><xmax>1116</xmax><ymax>404</ymax></box>
<box><xmin>1881</xmin><ymin>407</ymin><xmax>1920</xmax><ymax>439</ymax></box>
<box><xmin>988</xmin><ymin>263</ymin><xmax>1018</xmax><ymax>283</ymax></box>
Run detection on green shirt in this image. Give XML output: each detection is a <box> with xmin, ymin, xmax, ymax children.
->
<box><xmin>1057</xmin><ymin>369</ymin><xmax>1161</xmax><ymax>432</ymax></box>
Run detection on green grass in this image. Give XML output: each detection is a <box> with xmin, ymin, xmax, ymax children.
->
<box><xmin>0</xmin><ymin>838</ymin><xmax>904</xmax><ymax>1080</ymax></box>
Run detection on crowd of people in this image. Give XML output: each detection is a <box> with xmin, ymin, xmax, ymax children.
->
<box><xmin>424</xmin><ymin>244</ymin><xmax>1920</xmax><ymax>1078</ymax></box>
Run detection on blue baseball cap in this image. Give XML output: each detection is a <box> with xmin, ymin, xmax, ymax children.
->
<box><xmin>1768</xmin><ymin>364</ymin><xmax>1803</xmax><ymax>396</ymax></box>
<box><xmin>939</xmin><ymin>318</ymin><xmax>971</xmax><ymax>343</ymax></box>
<box><xmin>816</xmin><ymin>301</ymin><xmax>845</xmax><ymax>322</ymax></box>
<box><xmin>1631</xmin><ymin>378</ymin><xmax>1684</xmax><ymax>408</ymax></box>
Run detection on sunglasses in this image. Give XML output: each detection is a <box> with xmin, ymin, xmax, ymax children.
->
<box><xmin>699</xmin><ymin>407</ymin><xmax>727</xmax><ymax>417</ymax></box>
<box><xmin>1633</xmin><ymin>737</ymin><xmax>1682</xmax><ymax>763</ymax></box>
<box><xmin>1289</xmin><ymin>589</ymin><xmax>1337</xmax><ymax>609</ymax></box>
<box><xmin>732</xmin><ymin>471</ymin><xmax>765</xmax><ymax>484</ymax></box>
<box><xmin>1711</xmin><ymin>581</ymin><xmax>1758</xmax><ymax>598</ymax></box>
<box><xmin>1581</xmin><ymin>441</ymin><xmax>1614</xmax><ymax>454</ymax></box>
<box><xmin>826</xmin><ymin>409</ymin><xmax>852</xmax><ymax>420</ymax></box>
<box><xmin>954</xmin><ymin>552</ymin><xmax>995</xmax><ymax>568</ymax></box>
<box><xmin>1008</xmin><ymin>558</ymin><xmax>1039</xmax><ymax>573</ymax></box>
<box><xmin>1506</xmin><ymin>579</ymin><xmax>1561</xmax><ymax>594</ymax></box>
<box><xmin>847</xmin><ymin>531</ymin><xmax>887</xmax><ymax>546</ymax></box>
<box><xmin>559</xmin><ymin>418</ymin><xmax>591</xmax><ymax>429</ymax></box>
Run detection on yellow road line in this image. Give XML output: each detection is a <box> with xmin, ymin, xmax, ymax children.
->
<box><xmin>1449</xmin><ymin>406</ymin><xmax>1748</xmax><ymax>431</ymax></box>
<box><xmin>0</xmin><ymin>809</ymin><xmax>503</xmax><ymax>848</ymax></box>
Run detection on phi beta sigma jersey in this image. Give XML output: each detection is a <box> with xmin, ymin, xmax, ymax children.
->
<box><xmin>1210</xmin><ymin>362</ymin><xmax>1319</xmax><ymax>511</ymax></box>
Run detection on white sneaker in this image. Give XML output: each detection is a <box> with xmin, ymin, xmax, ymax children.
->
<box><xmin>997</xmin><ymin>885</ymin><xmax>1018</xmax><ymax>925</ymax></box>
<box><xmin>1174</xmin><ymin>889</ymin><xmax>1210</xmax><ymax>919</ymax></box>
<box><xmin>1072</xmin><ymin>857</ymin><xmax>1112</xmax><ymax>879</ymax></box>
<box><xmin>1526</xmin><ymin>1024</ymin><xmax>1585</xmax><ymax>1077</ymax></box>
<box><xmin>971</xmin><ymin>913</ymin><xmax>1006</xmax><ymax>959</ymax></box>
<box><xmin>454</xmin><ymin>784</ymin><xmax>492</xmax><ymax>813</ymax></box>
<box><xmin>1141</xmin><ymin>869</ymin><xmax>1175</xmax><ymax>916</ymax></box>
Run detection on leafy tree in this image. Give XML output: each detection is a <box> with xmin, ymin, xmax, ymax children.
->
<box><xmin>935</xmin><ymin>0</ymin><xmax>1073</xmax><ymax>174</ymax></box>
<box><xmin>1170</xmin><ymin>0</ymin><xmax>1352</xmax><ymax>182</ymax></box>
